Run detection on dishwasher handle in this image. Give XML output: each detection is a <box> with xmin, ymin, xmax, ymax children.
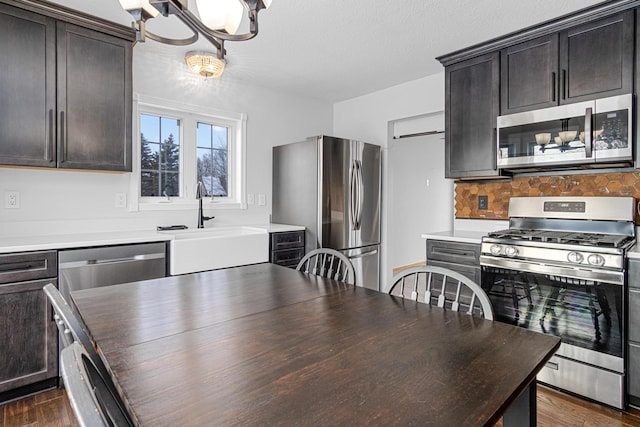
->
<box><xmin>59</xmin><ymin>253</ymin><xmax>165</xmax><ymax>269</ymax></box>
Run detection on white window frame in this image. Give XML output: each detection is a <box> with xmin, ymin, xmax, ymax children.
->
<box><xmin>130</xmin><ymin>94</ymin><xmax>247</xmax><ymax>211</ymax></box>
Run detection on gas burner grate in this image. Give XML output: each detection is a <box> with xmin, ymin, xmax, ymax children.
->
<box><xmin>487</xmin><ymin>229</ymin><xmax>634</xmax><ymax>248</ymax></box>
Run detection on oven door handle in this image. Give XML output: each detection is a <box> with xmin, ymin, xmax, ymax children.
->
<box><xmin>479</xmin><ymin>256</ymin><xmax>624</xmax><ymax>286</ymax></box>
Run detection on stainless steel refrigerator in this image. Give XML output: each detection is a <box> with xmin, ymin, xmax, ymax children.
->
<box><xmin>272</xmin><ymin>135</ymin><xmax>381</xmax><ymax>290</ymax></box>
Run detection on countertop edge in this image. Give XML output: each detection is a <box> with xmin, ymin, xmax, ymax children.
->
<box><xmin>0</xmin><ymin>223</ymin><xmax>305</xmax><ymax>253</ymax></box>
<box><xmin>421</xmin><ymin>230</ymin><xmax>486</xmax><ymax>245</ymax></box>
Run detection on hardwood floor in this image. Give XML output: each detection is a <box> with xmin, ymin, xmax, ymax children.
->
<box><xmin>1</xmin><ymin>388</ymin><xmax>78</xmax><ymax>427</ymax></box>
<box><xmin>2</xmin><ymin>384</ymin><xmax>640</xmax><ymax>426</ymax></box>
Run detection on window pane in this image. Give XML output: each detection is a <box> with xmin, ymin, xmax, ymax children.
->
<box><xmin>141</xmin><ymin>171</ymin><xmax>159</xmax><ymax>196</ymax></box>
<box><xmin>197</xmin><ymin>122</ymin><xmax>212</xmax><ymax>149</ymax></box>
<box><xmin>140</xmin><ymin>114</ymin><xmax>159</xmax><ymax>143</ymax></box>
<box><xmin>213</xmin><ymin>149</ymin><xmax>228</xmax><ymax>197</ymax></box>
<box><xmin>212</xmin><ymin>126</ymin><xmax>228</xmax><ymax>150</ymax></box>
<box><xmin>161</xmin><ymin>117</ymin><xmax>180</xmax><ymax>144</ymax></box>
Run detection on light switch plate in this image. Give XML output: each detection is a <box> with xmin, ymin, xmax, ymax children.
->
<box><xmin>258</xmin><ymin>194</ymin><xmax>266</xmax><ymax>206</ymax></box>
<box><xmin>247</xmin><ymin>194</ymin><xmax>255</xmax><ymax>205</ymax></box>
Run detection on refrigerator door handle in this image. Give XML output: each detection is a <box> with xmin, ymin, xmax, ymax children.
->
<box><xmin>350</xmin><ymin>160</ymin><xmax>358</xmax><ymax>231</ymax></box>
<box><xmin>348</xmin><ymin>248</ymin><xmax>378</xmax><ymax>259</ymax></box>
<box><xmin>356</xmin><ymin>160</ymin><xmax>364</xmax><ymax>230</ymax></box>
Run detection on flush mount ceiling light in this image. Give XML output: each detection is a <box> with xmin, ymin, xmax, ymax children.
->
<box><xmin>185</xmin><ymin>51</ymin><xmax>225</xmax><ymax>78</ymax></box>
<box><xmin>119</xmin><ymin>0</ymin><xmax>272</xmax><ymax>76</ymax></box>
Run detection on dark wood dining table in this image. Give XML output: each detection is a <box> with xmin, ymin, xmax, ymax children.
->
<box><xmin>71</xmin><ymin>262</ymin><xmax>560</xmax><ymax>426</ymax></box>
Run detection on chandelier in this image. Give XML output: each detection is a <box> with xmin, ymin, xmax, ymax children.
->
<box><xmin>118</xmin><ymin>0</ymin><xmax>272</xmax><ymax>77</ymax></box>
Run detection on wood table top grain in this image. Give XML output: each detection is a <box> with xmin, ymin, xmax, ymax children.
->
<box><xmin>71</xmin><ymin>263</ymin><xmax>560</xmax><ymax>426</ymax></box>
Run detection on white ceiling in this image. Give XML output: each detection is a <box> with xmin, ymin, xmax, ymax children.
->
<box><xmin>51</xmin><ymin>0</ymin><xmax>604</xmax><ymax>103</ymax></box>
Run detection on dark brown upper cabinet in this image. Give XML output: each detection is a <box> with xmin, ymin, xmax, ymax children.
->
<box><xmin>501</xmin><ymin>11</ymin><xmax>634</xmax><ymax>115</ymax></box>
<box><xmin>0</xmin><ymin>4</ymin><xmax>56</xmax><ymax>168</ymax></box>
<box><xmin>57</xmin><ymin>23</ymin><xmax>132</xmax><ymax>171</ymax></box>
<box><xmin>501</xmin><ymin>34</ymin><xmax>559</xmax><ymax>114</ymax></box>
<box><xmin>445</xmin><ymin>52</ymin><xmax>500</xmax><ymax>179</ymax></box>
<box><xmin>0</xmin><ymin>1</ymin><xmax>133</xmax><ymax>172</ymax></box>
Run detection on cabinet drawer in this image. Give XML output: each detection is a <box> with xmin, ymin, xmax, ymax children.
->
<box><xmin>428</xmin><ymin>260</ymin><xmax>481</xmax><ymax>285</ymax></box>
<box><xmin>271</xmin><ymin>231</ymin><xmax>305</xmax><ymax>251</ymax></box>
<box><xmin>271</xmin><ymin>248</ymin><xmax>305</xmax><ymax>269</ymax></box>
<box><xmin>630</xmin><ymin>288</ymin><xmax>640</xmax><ymax>343</ymax></box>
<box><xmin>0</xmin><ymin>251</ymin><xmax>57</xmax><ymax>284</ymax></box>
<box><xmin>427</xmin><ymin>240</ymin><xmax>480</xmax><ymax>265</ymax></box>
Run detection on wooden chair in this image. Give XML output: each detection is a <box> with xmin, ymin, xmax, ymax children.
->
<box><xmin>60</xmin><ymin>342</ymin><xmax>131</xmax><ymax>427</ymax></box>
<box><xmin>43</xmin><ymin>283</ymin><xmax>133</xmax><ymax>426</ymax></box>
<box><xmin>388</xmin><ymin>266</ymin><xmax>494</xmax><ymax>320</ymax></box>
<box><xmin>296</xmin><ymin>248</ymin><xmax>356</xmax><ymax>285</ymax></box>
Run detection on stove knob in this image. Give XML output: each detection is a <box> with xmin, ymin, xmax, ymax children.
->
<box><xmin>504</xmin><ymin>246</ymin><xmax>518</xmax><ymax>257</ymax></box>
<box><xmin>490</xmin><ymin>244</ymin><xmax>502</xmax><ymax>255</ymax></box>
<box><xmin>567</xmin><ymin>251</ymin><xmax>584</xmax><ymax>264</ymax></box>
<box><xmin>588</xmin><ymin>254</ymin><xmax>605</xmax><ymax>267</ymax></box>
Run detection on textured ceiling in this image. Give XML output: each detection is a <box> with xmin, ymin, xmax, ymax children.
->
<box><xmin>50</xmin><ymin>0</ymin><xmax>604</xmax><ymax>103</ymax></box>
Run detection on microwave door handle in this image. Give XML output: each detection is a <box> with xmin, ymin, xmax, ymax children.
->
<box><xmin>585</xmin><ymin>107</ymin><xmax>593</xmax><ymax>158</ymax></box>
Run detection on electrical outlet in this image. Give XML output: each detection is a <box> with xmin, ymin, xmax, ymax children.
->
<box><xmin>115</xmin><ymin>193</ymin><xmax>127</xmax><ymax>208</ymax></box>
<box><xmin>478</xmin><ymin>195</ymin><xmax>488</xmax><ymax>210</ymax></box>
<box><xmin>5</xmin><ymin>191</ymin><xmax>20</xmax><ymax>209</ymax></box>
<box><xmin>257</xmin><ymin>194</ymin><xmax>266</xmax><ymax>206</ymax></box>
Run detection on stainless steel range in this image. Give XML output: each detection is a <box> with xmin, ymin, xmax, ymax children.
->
<box><xmin>480</xmin><ymin>196</ymin><xmax>636</xmax><ymax>409</ymax></box>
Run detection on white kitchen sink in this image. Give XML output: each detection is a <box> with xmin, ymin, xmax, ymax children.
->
<box><xmin>161</xmin><ymin>226</ymin><xmax>269</xmax><ymax>275</ymax></box>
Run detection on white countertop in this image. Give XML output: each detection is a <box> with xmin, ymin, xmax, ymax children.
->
<box><xmin>0</xmin><ymin>223</ymin><xmax>305</xmax><ymax>254</ymax></box>
<box><xmin>627</xmin><ymin>243</ymin><xmax>640</xmax><ymax>260</ymax></box>
<box><xmin>421</xmin><ymin>230</ymin><xmax>487</xmax><ymax>245</ymax></box>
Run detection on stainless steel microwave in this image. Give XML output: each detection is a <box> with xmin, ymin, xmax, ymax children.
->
<box><xmin>497</xmin><ymin>94</ymin><xmax>633</xmax><ymax>170</ymax></box>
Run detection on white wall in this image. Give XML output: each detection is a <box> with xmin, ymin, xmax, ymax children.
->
<box><xmin>0</xmin><ymin>44</ymin><xmax>332</xmax><ymax>237</ymax></box>
<box><xmin>333</xmin><ymin>72</ymin><xmax>447</xmax><ymax>290</ymax></box>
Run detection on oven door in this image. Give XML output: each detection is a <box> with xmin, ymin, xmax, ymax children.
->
<box><xmin>480</xmin><ymin>256</ymin><xmax>625</xmax><ymax>408</ymax></box>
<box><xmin>480</xmin><ymin>257</ymin><xmax>623</xmax><ymax>360</ymax></box>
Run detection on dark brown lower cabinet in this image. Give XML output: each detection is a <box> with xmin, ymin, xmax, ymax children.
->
<box><xmin>426</xmin><ymin>239</ymin><xmax>481</xmax><ymax>284</ymax></box>
<box><xmin>0</xmin><ymin>252</ymin><xmax>58</xmax><ymax>403</ymax></box>
<box><xmin>270</xmin><ymin>231</ymin><xmax>305</xmax><ymax>268</ymax></box>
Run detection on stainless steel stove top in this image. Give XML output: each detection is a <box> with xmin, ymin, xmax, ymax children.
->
<box><xmin>480</xmin><ymin>197</ymin><xmax>636</xmax><ymax>283</ymax></box>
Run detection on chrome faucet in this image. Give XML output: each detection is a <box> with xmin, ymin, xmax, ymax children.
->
<box><xmin>196</xmin><ymin>181</ymin><xmax>215</xmax><ymax>228</ymax></box>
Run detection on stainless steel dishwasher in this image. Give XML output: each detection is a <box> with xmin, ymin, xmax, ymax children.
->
<box><xmin>58</xmin><ymin>242</ymin><xmax>166</xmax><ymax>301</ymax></box>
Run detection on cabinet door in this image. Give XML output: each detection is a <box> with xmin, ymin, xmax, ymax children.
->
<box><xmin>0</xmin><ymin>279</ymin><xmax>58</xmax><ymax>393</ymax></box>
<box><xmin>445</xmin><ymin>52</ymin><xmax>500</xmax><ymax>178</ymax></box>
<box><xmin>57</xmin><ymin>23</ymin><xmax>132</xmax><ymax>171</ymax></box>
<box><xmin>501</xmin><ymin>34</ymin><xmax>559</xmax><ymax>114</ymax></box>
<box><xmin>0</xmin><ymin>4</ymin><xmax>56</xmax><ymax>167</ymax></box>
<box><xmin>560</xmin><ymin>11</ymin><xmax>634</xmax><ymax>104</ymax></box>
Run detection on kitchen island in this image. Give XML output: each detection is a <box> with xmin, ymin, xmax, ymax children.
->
<box><xmin>71</xmin><ymin>263</ymin><xmax>560</xmax><ymax>426</ymax></box>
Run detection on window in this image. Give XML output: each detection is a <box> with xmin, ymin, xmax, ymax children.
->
<box><xmin>132</xmin><ymin>98</ymin><xmax>246</xmax><ymax>210</ymax></box>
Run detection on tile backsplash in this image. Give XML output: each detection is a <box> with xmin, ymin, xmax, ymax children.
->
<box><xmin>455</xmin><ymin>171</ymin><xmax>640</xmax><ymax>221</ymax></box>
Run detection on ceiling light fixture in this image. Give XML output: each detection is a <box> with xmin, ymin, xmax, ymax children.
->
<box><xmin>185</xmin><ymin>51</ymin><xmax>225</xmax><ymax>78</ymax></box>
<box><xmin>118</xmin><ymin>0</ymin><xmax>272</xmax><ymax>76</ymax></box>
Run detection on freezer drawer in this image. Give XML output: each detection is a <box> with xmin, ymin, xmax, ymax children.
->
<box><xmin>341</xmin><ymin>245</ymin><xmax>379</xmax><ymax>291</ymax></box>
